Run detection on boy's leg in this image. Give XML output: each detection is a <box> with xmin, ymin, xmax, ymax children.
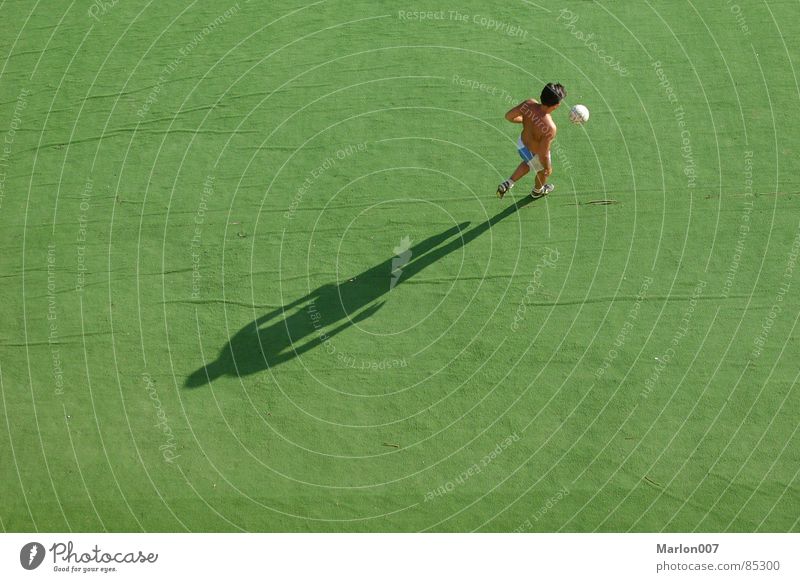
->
<box><xmin>497</xmin><ymin>162</ymin><xmax>530</xmax><ymax>198</ymax></box>
<box><xmin>532</xmin><ymin>169</ymin><xmax>555</xmax><ymax>196</ymax></box>
<box><xmin>531</xmin><ymin>155</ymin><xmax>554</xmax><ymax>196</ymax></box>
<box><xmin>510</xmin><ymin>161</ymin><xmax>530</xmax><ymax>182</ymax></box>
<box><xmin>534</xmin><ymin>169</ymin><xmax>547</xmax><ymax>190</ymax></box>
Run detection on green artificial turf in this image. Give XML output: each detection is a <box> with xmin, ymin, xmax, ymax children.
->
<box><xmin>1</xmin><ymin>0</ymin><xmax>798</xmax><ymax>532</ymax></box>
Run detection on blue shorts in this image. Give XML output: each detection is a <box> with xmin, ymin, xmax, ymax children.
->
<box><xmin>517</xmin><ymin>137</ymin><xmax>545</xmax><ymax>172</ymax></box>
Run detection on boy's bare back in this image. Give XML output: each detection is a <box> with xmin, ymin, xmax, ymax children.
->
<box><xmin>518</xmin><ymin>99</ymin><xmax>557</xmax><ymax>158</ymax></box>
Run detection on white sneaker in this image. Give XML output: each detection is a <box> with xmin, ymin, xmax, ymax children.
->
<box><xmin>531</xmin><ymin>183</ymin><xmax>554</xmax><ymax>197</ymax></box>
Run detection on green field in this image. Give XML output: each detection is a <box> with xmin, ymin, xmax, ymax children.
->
<box><xmin>1</xmin><ymin>0</ymin><xmax>798</xmax><ymax>532</ymax></box>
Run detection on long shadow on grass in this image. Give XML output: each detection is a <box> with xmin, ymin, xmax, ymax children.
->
<box><xmin>185</xmin><ymin>196</ymin><xmax>536</xmax><ymax>387</ymax></box>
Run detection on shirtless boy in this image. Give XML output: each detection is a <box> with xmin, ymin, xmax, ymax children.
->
<box><xmin>496</xmin><ymin>82</ymin><xmax>566</xmax><ymax>198</ymax></box>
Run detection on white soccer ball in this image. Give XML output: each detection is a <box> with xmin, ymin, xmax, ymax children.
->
<box><xmin>569</xmin><ymin>104</ymin><xmax>590</xmax><ymax>124</ymax></box>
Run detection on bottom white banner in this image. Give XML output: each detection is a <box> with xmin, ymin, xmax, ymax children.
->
<box><xmin>0</xmin><ymin>534</ymin><xmax>796</xmax><ymax>581</ymax></box>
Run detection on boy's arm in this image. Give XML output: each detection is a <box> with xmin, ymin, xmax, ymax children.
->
<box><xmin>505</xmin><ymin>100</ymin><xmax>533</xmax><ymax>123</ymax></box>
<box><xmin>541</xmin><ymin>125</ymin><xmax>557</xmax><ymax>174</ymax></box>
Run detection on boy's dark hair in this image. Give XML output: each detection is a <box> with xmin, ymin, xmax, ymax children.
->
<box><xmin>540</xmin><ymin>83</ymin><xmax>566</xmax><ymax>106</ymax></box>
